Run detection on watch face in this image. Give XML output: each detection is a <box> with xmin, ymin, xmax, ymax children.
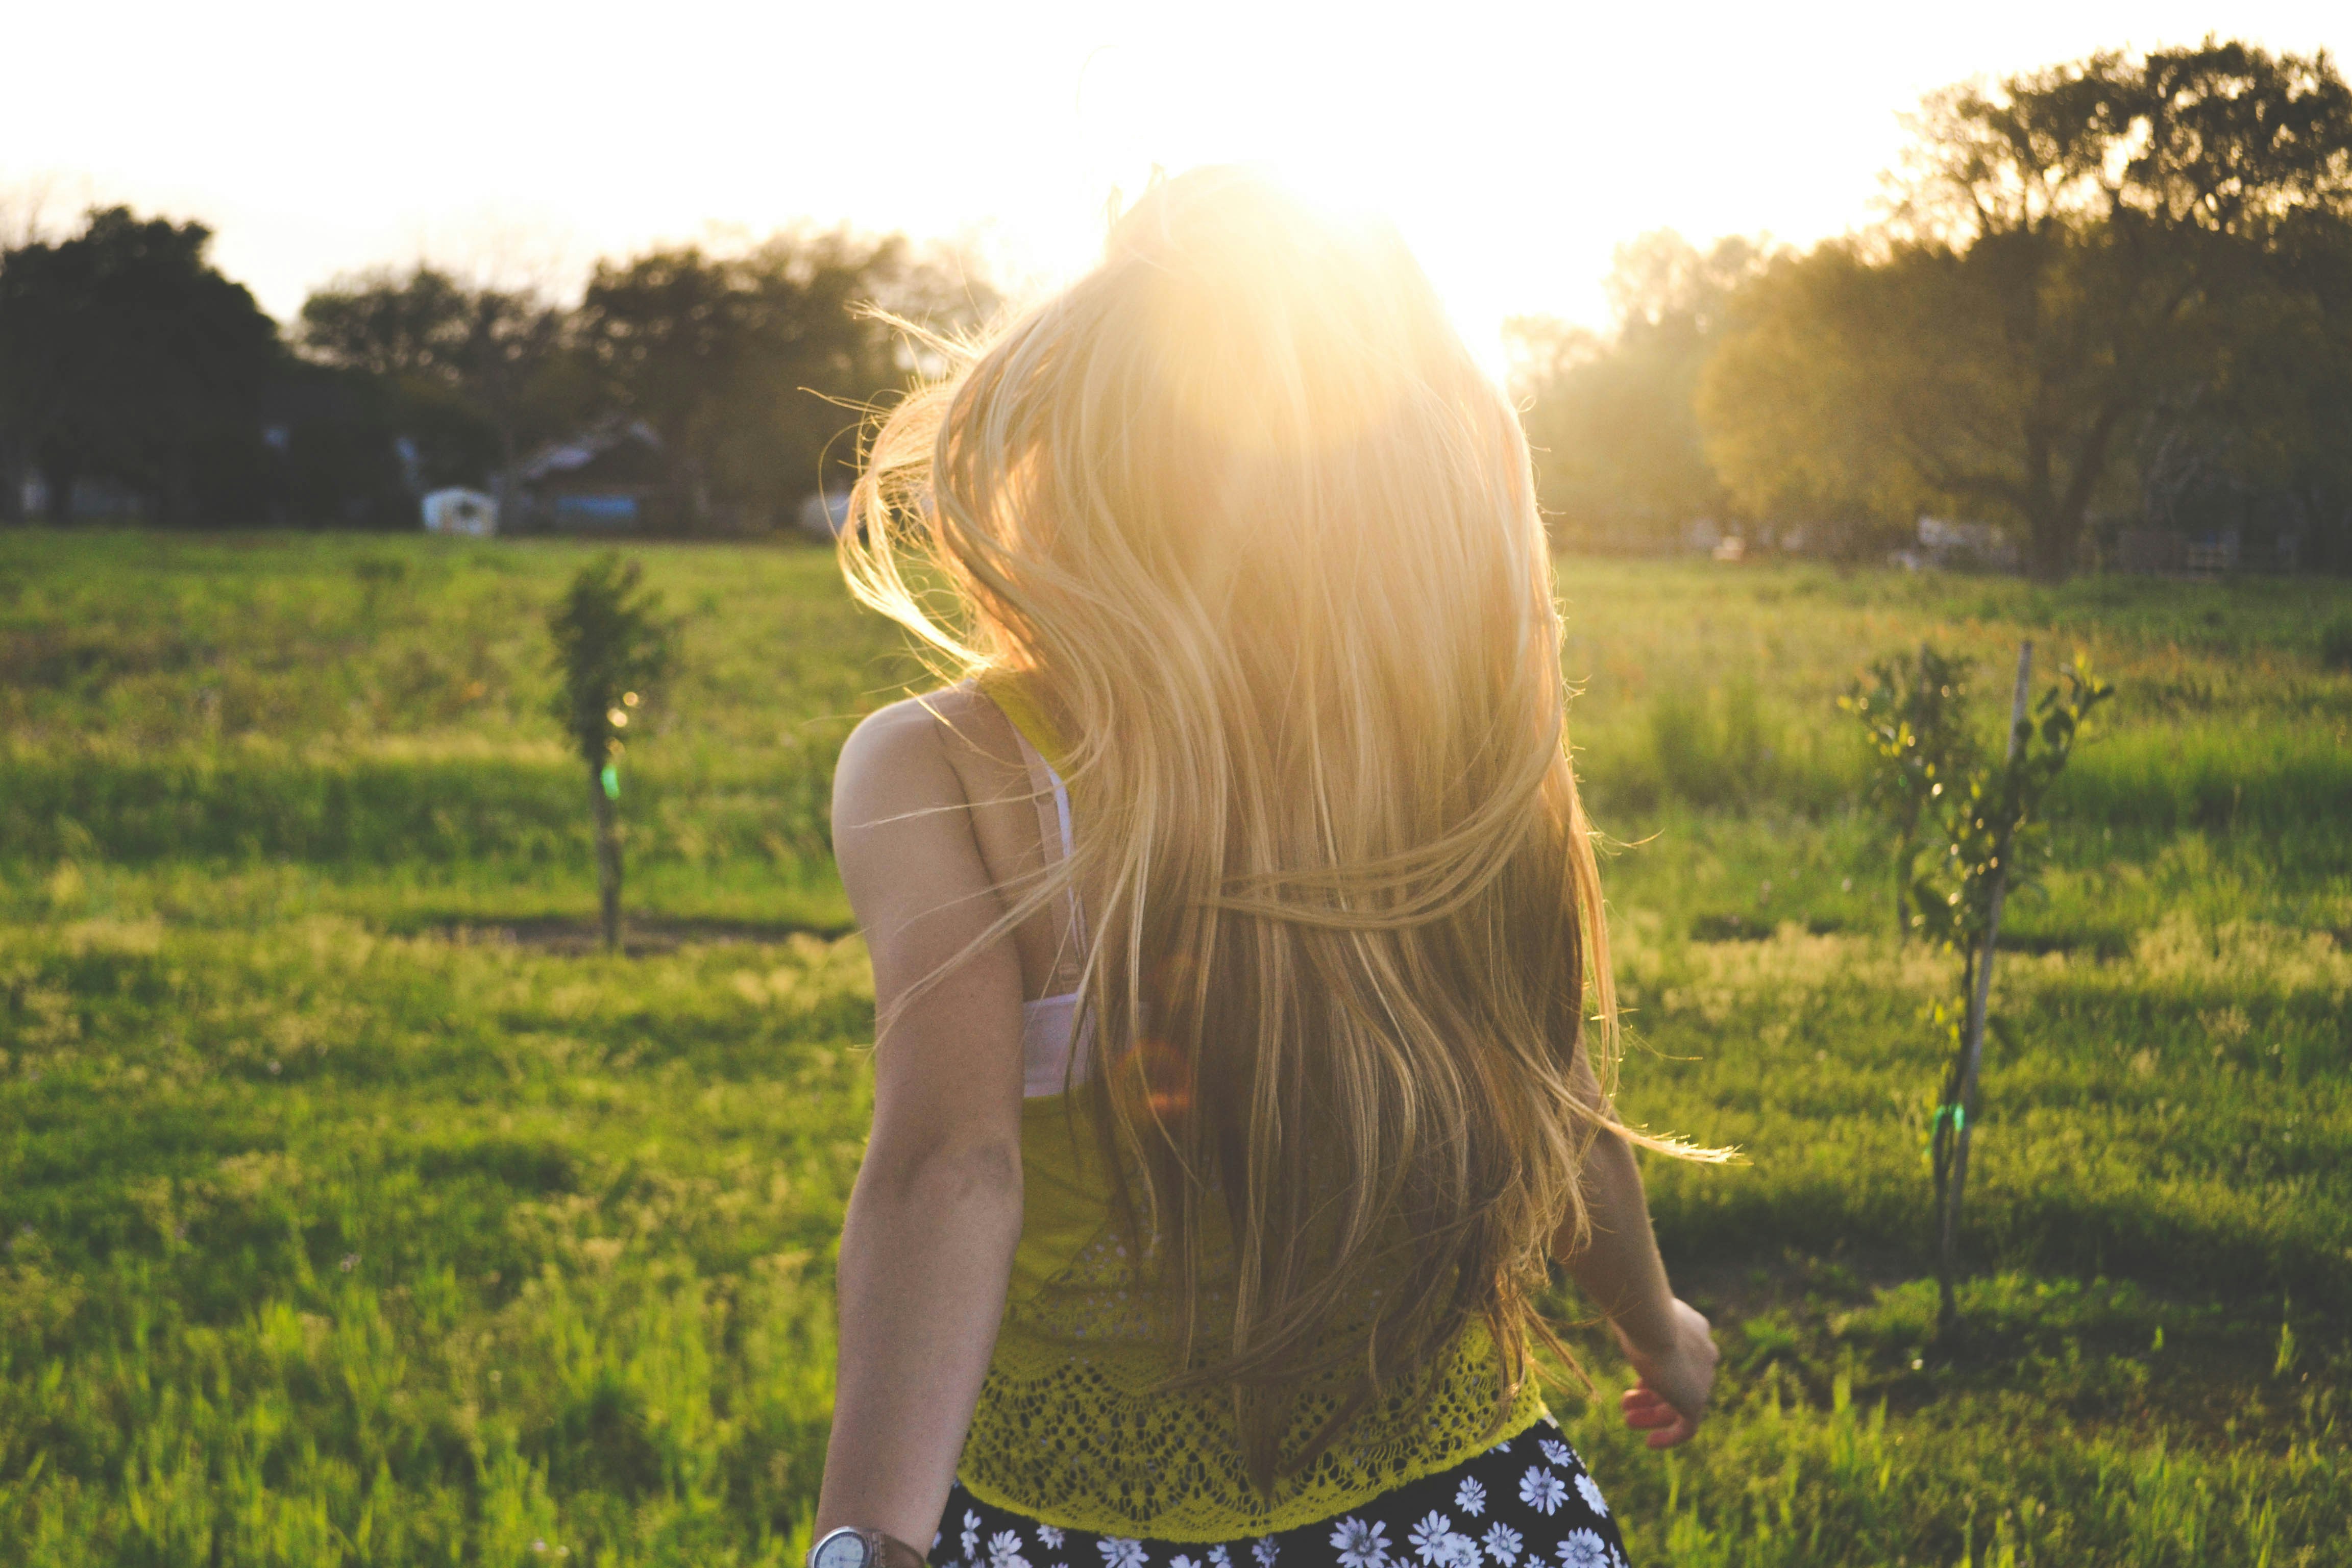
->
<box><xmin>814</xmin><ymin>1532</ymin><xmax>872</xmax><ymax>1568</ymax></box>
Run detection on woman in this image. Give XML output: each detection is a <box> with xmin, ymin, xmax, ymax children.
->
<box><xmin>816</xmin><ymin>167</ymin><xmax>1722</xmax><ymax>1568</ymax></box>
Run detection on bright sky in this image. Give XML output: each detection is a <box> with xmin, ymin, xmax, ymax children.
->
<box><xmin>5</xmin><ymin>1</ymin><xmax>2342</xmax><ymax>369</ymax></box>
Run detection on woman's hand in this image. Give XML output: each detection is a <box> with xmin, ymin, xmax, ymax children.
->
<box><xmin>1613</xmin><ymin>1298</ymin><xmax>1718</xmax><ymax>1449</ymax></box>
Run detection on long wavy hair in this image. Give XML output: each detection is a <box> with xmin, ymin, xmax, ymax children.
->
<box><xmin>843</xmin><ymin>166</ymin><xmax>1714</xmax><ymax>1486</ymax></box>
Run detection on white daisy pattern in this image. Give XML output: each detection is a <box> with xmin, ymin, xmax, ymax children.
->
<box><xmin>1330</xmin><ymin>1516</ymin><xmax>1390</xmax><ymax>1568</ymax></box>
<box><xmin>1555</xmin><ymin>1531</ymin><xmax>1609</xmax><ymax>1568</ymax></box>
<box><xmin>934</xmin><ymin>1416</ymin><xmax>1623</xmax><ymax>1568</ymax></box>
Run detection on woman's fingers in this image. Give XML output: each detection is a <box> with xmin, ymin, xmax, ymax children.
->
<box><xmin>1620</xmin><ymin>1386</ymin><xmax>1677</xmax><ymax>1425</ymax></box>
<box><xmin>1620</xmin><ymin>1381</ymin><xmax>1698</xmax><ymax>1447</ymax></box>
<box><xmin>1644</xmin><ymin>1415</ymin><xmax>1696</xmax><ymax>1450</ymax></box>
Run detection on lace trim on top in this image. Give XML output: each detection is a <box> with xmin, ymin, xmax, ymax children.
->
<box><xmin>964</xmin><ymin>1102</ymin><xmax>1549</xmax><ymax>1539</ymax></box>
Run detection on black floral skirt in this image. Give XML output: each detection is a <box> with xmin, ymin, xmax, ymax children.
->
<box><xmin>938</xmin><ymin>1417</ymin><xmax>1629</xmax><ymax>1568</ymax></box>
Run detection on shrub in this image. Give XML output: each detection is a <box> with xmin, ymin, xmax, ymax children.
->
<box><xmin>2320</xmin><ymin>614</ymin><xmax>2352</xmax><ymax>673</ymax></box>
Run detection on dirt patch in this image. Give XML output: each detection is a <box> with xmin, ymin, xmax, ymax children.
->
<box><xmin>1689</xmin><ymin>913</ymin><xmax>1846</xmax><ymax>943</ymax></box>
<box><xmin>435</xmin><ymin>916</ymin><xmax>853</xmax><ymax>955</ymax></box>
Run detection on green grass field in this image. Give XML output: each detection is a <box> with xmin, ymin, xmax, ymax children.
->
<box><xmin>1</xmin><ymin>530</ymin><xmax>2346</xmax><ymax>1566</ymax></box>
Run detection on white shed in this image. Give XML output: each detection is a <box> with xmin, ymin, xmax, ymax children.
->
<box><xmin>422</xmin><ymin>488</ymin><xmax>499</xmax><ymax>537</ymax></box>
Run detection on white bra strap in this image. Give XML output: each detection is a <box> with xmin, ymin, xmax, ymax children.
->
<box><xmin>1044</xmin><ymin>757</ymin><xmax>1075</xmax><ymax>863</ymax></box>
<box><xmin>1008</xmin><ymin>727</ymin><xmax>1087</xmax><ymax>951</ymax></box>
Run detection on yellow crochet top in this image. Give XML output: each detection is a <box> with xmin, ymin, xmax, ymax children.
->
<box><xmin>958</xmin><ymin>680</ymin><xmax>1548</xmax><ymax>1541</ymax></box>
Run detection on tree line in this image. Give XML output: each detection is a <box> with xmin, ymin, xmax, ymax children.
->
<box><xmin>1511</xmin><ymin>39</ymin><xmax>2352</xmax><ymax>578</ymax></box>
<box><xmin>6</xmin><ymin>37</ymin><xmax>2346</xmax><ymax>575</ymax></box>
<box><xmin>0</xmin><ymin>213</ymin><xmax>991</xmax><ymax>532</ymax></box>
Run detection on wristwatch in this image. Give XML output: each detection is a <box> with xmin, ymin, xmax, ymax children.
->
<box><xmin>810</xmin><ymin>1528</ymin><xmax>927</xmax><ymax>1568</ymax></box>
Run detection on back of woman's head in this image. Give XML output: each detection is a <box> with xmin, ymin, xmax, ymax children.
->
<box><xmin>847</xmin><ymin>165</ymin><xmax>1633</xmax><ymax>1483</ymax></box>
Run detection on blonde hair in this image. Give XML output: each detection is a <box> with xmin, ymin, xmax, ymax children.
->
<box><xmin>844</xmin><ymin>167</ymin><xmax>1705</xmax><ymax>1485</ymax></box>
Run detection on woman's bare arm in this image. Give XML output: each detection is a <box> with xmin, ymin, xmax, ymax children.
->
<box><xmin>1555</xmin><ymin>1049</ymin><xmax>1720</xmax><ymax>1448</ymax></box>
<box><xmin>817</xmin><ymin>698</ymin><xmax>1030</xmax><ymax>1553</ymax></box>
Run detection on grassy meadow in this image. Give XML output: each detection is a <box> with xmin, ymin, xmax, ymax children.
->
<box><xmin>1</xmin><ymin>529</ymin><xmax>2346</xmax><ymax>1566</ymax></box>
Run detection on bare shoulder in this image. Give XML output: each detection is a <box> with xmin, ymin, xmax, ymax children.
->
<box><xmin>831</xmin><ymin>688</ymin><xmax>1033</xmax><ymax>963</ymax></box>
<box><xmin>832</xmin><ymin>687</ymin><xmax>1021</xmax><ymax>834</ymax></box>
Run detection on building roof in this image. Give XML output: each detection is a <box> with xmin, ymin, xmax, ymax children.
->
<box><xmin>518</xmin><ymin>419</ymin><xmax>667</xmax><ymax>485</ymax></box>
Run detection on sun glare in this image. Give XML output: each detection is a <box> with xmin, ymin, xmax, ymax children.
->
<box><xmin>12</xmin><ymin>0</ymin><xmax>2334</xmax><ymax>388</ymax></box>
<box><xmin>1060</xmin><ymin>34</ymin><xmax>1518</xmax><ymax>379</ymax></box>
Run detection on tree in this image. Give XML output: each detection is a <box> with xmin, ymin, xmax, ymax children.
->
<box><xmin>576</xmin><ymin>229</ymin><xmax>993</xmax><ymax>530</ymax></box>
<box><xmin>1702</xmin><ymin>41</ymin><xmax>2352</xmax><ymax>578</ymax></box>
<box><xmin>0</xmin><ymin>207</ymin><xmax>281</xmax><ymax>525</ymax></box>
<box><xmin>1843</xmin><ymin>644</ymin><xmax>2113</xmax><ymax>1339</ymax></box>
<box><xmin>299</xmin><ymin>266</ymin><xmax>573</xmax><ymax>508</ymax></box>
<box><xmin>548</xmin><ymin>557</ymin><xmax>675</xmax><ymax>953</ymax></box>
<box><xmin>1507</xmin><ymin>231</ymin><xmax>1766</xmax><ymax>549</ymax></box>
<box><xmin>0</xmin><ymin>180</ymin><xmax>64</xmax><ymax>521</ymax></box>
<box><xmin>2129</xmin><ymin>204</ymin><xmax>2352</xmax><ymax>571</ymax></box>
